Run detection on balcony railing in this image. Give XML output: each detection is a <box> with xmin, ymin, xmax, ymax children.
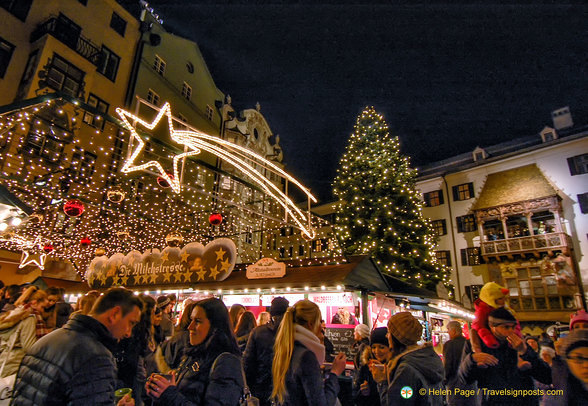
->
<box><xmin>30</xmin><ymin>17</ymin><xmax>102</xmax><ymax>66</ymax></box>
<box><xmin>481</xmin><ymin>232</ymin><xmax>571</xmax><ymax>257</ymax></box>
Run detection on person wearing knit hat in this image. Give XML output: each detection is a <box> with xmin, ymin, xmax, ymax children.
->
<box><xmin>570</xmin><ymin>309</ymin><xmax>588</xmax><ymax>331</ymax></box>
<box><xmin>387</xmin><ymin>311</ymin><xmax>423</xmax><ymax>346</ymax></box>
<box><xmin>369</xmin><ymin>312</ymin><xmax>445</xmax><ymax>406</ymax></box>
<box><xmin>458</xmin><ymin>307</ymin><xmax>553</xmax><ymax>406</ymax></box>
<box><xmin>353</xmin><ymin>327</ymin><xmax>391</xmax><ymax>406</ymax></box>
<box><xmin>352</xmin><ymin>323</ymin><xmax>371</xmax><ymax>370</ymax></box>
<box><xmin>556</xmin><ymin>329</ymin><xmax>588</xmax><ymax>404</ymax></box>
<box><xmin>157</xmin><ymin>295</ymin><xmax>174</xmax><ymax>338</ymax></box>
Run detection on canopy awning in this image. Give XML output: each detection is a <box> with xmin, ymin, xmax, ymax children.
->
<box><xmin>31</xmin><ymin>276</ymin><xmax>91</xmax><ymax>294</ymax></box>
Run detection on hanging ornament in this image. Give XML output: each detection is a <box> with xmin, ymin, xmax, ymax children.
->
<box><xmin>157</xmin><ymin>173</ymin><xmax>174</xmax><ymax>188</ymax></box>
<box><xmin>106</xmin><ymin>187</ymin><xmax>126</xmax><ymax>203</ymax></box>
<box><xmin>63</xmin><ymin>199</ymin><xmax>85</xmax><ymax>217</ymax></box>
<box><xmin>95</xmin><ymin>247</ymin><xmax>106</xmax><ymax>256</ymax></box>
<box><xmin>80</xmin><ymin>237</ymin><xmax>92</xmax><ymax>247</ymax></box>
<box><xmin>209</xmin><ymin>212</ymin><xmax>223</xmax><ymax>226</ymax></box>
<box><xmin>165</xmin><ymin>231</ymin><xmax>183</xmax><ymax>247</ymax></box>
<box><xmin>43</xmin><ymin>243</ymin><xmax>54</xmax><ymax>253</ymax></box>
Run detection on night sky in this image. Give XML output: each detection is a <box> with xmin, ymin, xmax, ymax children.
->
<box><xmin>143</xmin><ymin>1</ymin><xmax>587</xmax><ymax>203</ymax></box>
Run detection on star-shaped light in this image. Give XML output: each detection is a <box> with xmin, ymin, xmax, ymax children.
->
<box><xmin>19</xmin><ymin>250</ymin><xmax>47</xmax><ymax>270</ymax></box>
<box><xmin>116</xmin><ymin>102</ymin><xmax>201</xmax><ymax>193</ymax></box>
<box><xmin>19</xmin><ymin>236</ymin><xmax>47</xmax><ymax>270</ymax></box>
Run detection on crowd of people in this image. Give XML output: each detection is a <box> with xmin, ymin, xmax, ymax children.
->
<box><xmin>0</xmin><ymin>280</ymin><xmax>587</xmax><ymax>406</ymax></box>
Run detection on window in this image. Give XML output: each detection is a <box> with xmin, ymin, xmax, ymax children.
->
<box><xmin>278</xmin><ymin>247</ymin><xmax>285</xmax><ymax>258</ymax></box>
<box><xmin>206</xmin><ymin>105</ymin><xmax>214</xmax><ymax>121</ymax></box>
<box><xmin>69</xmin><ymin>148</ymin><xmax>96</xmax><ymax>183</ymax></box>
<box><xmin>97</xmin><ymin>46</ymin><xmax>120</xmax><ymax>81</ymax></box>
<box><xmin>46</xmin><ymin>54</ymin><xmax>85</xmax><ymax>97</ymax></box>
<box><xmin>313</xmin><ymin>239</ymin><xmax>328</xmax><ymax>253</ymax></box>
<box><xmin>288</xmin><ymin>246</ymin><xmax>293</xmax><ymax>257</ymax></box>
<box><xmin>220</xmin><ymin>175</ymin><xmax>233</xmax><ymax>190</ymax></box>
<box><xmin>423</xmin><ymin>190</ymin><xmax>443</xmax><ymax>207</ymax></box>
<box><xmin>0</xmin><ymin>36</ymin><xmax>15</xmax><ymax>78</ymax></box>
<box><xmin>431</xmin><ymin>219</ymin><xmax>447</xmax><ymax>236</ymax></box>
<box><xmin>83</xmin><ymin>93</ymin><xmax>109</xmax><ymax>129</ymax></box>
<box><xmin>457</xmin><ymin>214</ymin><xmax>477</xmax><ymax>233</ymax></box>
<box><xmin>568</xmin><ymin>154</ymin><xmax>588</xmax><ymax>176</ymax></box>
<box><xmin>0</xmin><ymin>0</ymin><xmax>32</xmax><ymax>21</ymax></box>
<box><xmin>435</xmin><ymin>251</ymin><xmax>451</xmax><ymax>267</ymax></box>
<box><xmin>177</xmin><ymin>113</ymin><xmax>188</xmax><ymax>130</ymax></box>
<box><xmin>505</xmin><ymin>266</ymin><xmax>575</xmax><ymax>312</ymax></box>
<box><xmin>461</xmin><ymin>247</ymin><xmax>482</xmax><ymax>266</ymax></box>
<box><xmin>23</xmin><ymin>131</ymin><xmax>64</xmax><ymax>163</ymax></box>
<box><xmin>578</xmin><ymin>193</ymin><xmax>588</xmax><ymax>214</ymax></box>
<box><xmin>109</xmin><ymin>12</ymin><xmax>127</xmax><ymax>37</ymax></box>
<box><xmin>153</xmin><ymin>55</ymin><xmax>166</xmax><ymax>75</ymax></box>
<box><xmin>298</xmin><ymin>244</ymin><xmax>305</xmax><ymax>256</ymax></box>
<box><xmin>245</xmin><ymin>229</ymin><xmax>253</xmax><ymax>245</ymax></box>
<box><xmin>147</xmin><ymin>89</ymin><xmax>160</xmax><ymax>106</ymax></box>
<box><xmin>77</xmin><ymin>0</ymin><xmax>88</xmax><ymax>5</ymax></box>
<box><xmin>181</xmin><ymin>82</ymin><xmax>192</xmax><ymax>100</ymax></box>
<box><xmin>452</xmin><ymin>182</ymin><xmax>474</xmax><ymax>201</ymax></box>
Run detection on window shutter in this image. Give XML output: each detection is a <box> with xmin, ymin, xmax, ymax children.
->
<box><xmin>452</xmin><ymin>186</ymin><xmax>459</xmax><ymax>201</ymax></box>
<box><xmin>568</xmin><ymin>157</ymin><xmax>579</xmax><ymax>175</ymax></box>
<box><xmin>442</xmin><ymin>220</ymin><xmax>447</xmax><ymax>235</ymax></box>
<box><xmin>461</xmin><ymin>249</ymin><xmax>468</xmax><ymax>266</ymax></box>
<box><xmin>468</xmin><ymin>183</ymin><xmax>475</xmax><ymax>198</ymax></box>
<box><xmin>456</xmin><ymin>216</ymin><xmax>463</xmax><ymax>232</ymax></box>
<box><xmin>438</xmin><ymin>190</ymin><xmax>444</xmax><ymax>204</ymax></box>
<box><xmin>578</xmin><ymin>193</ymin><xmax>588</xmax><ymax>214</ymax></box>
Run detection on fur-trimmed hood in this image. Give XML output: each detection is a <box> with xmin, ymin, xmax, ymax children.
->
<box><xmin>386</xmin><ymin>342</ymin><xmax>444</xmax><ymax>385</ymax></box>
<box><xmin>0</xmin><ymin>306</ymin><xmax>32</xmax><ymax>331</ymax></box>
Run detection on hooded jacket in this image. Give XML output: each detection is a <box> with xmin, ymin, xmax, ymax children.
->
<box><xmin>11</xmin><ymin>313</ymin><xmax>118</xmax><ymax>406</ymax></box>
<box><xmin>353</xmin><ymin>346</ymin><xmax>383</xmax><ymax>406</ymax></box>
<box><xmin>243</xmin><ymin>316</ymin><xmax>282</xmax><ymax>406</ymax></box>
<box><xmin>377</xmin><ymin>343</ymin><xmax>445</xmax><ymax>406</ymax></box>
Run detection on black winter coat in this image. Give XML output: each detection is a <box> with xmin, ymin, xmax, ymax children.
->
<box><xmin>458</xmin><ymin>340</ymin><xmax>552</xmax><ymax>406</ymax></box>
<box><xmin>279</xmin><ymin>341</ymin><xmax>340</xmax><ymax>406</ymax></box>
<box><xmin>12</xmin><ymin>314</ymin><xmax>118</xmax><ymax>406</ymax></box>
<box><xmin>156</xmin><ymin>351</ymin><xmax>244</xmax><ymax>406</ymax></box>
<box><xmin>243</xmin><ymin>318</ymin><xmax>281</xmax><ymax>406</ymax></box>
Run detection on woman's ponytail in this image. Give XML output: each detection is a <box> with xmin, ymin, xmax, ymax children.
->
<box><xmin>271</xmin><ymin>306</ymin><xmax>295</xmax><ymax>404</ymax></box>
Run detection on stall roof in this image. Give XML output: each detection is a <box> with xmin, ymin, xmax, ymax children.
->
<box><xmin>380</xmin><ymin>274</ymin><xmax>438</xmax><ymax>300</ymax></box>
<box><xmin>181</xmin><ymin>255</ymin><xmax>389</xmax><ymax>292</ymax></box>
<box><xmin>31</xmin><ymin>277</ymin><xmax>91</xmax><ymax>293</ymax></box>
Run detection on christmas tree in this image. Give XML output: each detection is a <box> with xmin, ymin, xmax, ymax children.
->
<box><xmin>332</xmin><ymin>107</ymin><xmax>449</xmax><ymax>290</ymax></box>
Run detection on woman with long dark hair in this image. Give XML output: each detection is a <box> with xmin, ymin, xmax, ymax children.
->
<box><xmin>146</xmin><ymin>297</ymin><xmax>244</xmax><ymax>405</ymax></box>
<box><xmin>235</xmin><ymin>310</ymin><xmax>257</xmax><ymax>352</ymax></box>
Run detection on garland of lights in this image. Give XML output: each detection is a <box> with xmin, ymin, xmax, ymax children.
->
<box><xmin>0</xmin><ymin>97</ymin><xmax>343</xmax><ymax>279</ymax></box>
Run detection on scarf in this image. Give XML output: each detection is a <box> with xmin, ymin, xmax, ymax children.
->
<box><xmin>294</xmin><ymin>324</ymin><xmax>325</xmax><ymax>365</ymax></box>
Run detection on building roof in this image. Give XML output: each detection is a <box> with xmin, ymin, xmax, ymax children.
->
<box><xmin>416</xmin><ymin>126</ymin><xmax>588</xmax><ymax>180</ymax></box>
<box><xmin>472</xmin><ymin>164</ymin><xmax>558</xmax><ymax>210</ymax></box>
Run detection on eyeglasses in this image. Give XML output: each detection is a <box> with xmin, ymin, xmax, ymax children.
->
<box><xmin>567</xmin><ymin>355</ymin><xmax>588</xmax><ymax>365</ymax></box>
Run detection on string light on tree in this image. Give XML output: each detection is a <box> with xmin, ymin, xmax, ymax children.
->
<box><xmin>332</xmin><ymin>107</ymin><xmax>449</xmax><ymax>290</ymax></box>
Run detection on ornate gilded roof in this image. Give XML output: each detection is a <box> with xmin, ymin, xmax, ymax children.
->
<box><xmin>472</xmin><ymin>164</ymin><xmax>558</xmax><ymax>210</ymax></box>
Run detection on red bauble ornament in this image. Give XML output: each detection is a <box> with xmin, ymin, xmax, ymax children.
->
<box><xmin>43</xmin><ymin>243</ymin><xmax>54</xmax><ymax>253</ymax></box>
<box><xmin>156</xmin><ymin>173</ymin><xmax>174</xmax><ymax>188</ymax></box>
<box><xmin>209</xmin><ymin>212</ymin><xmax>223</xmax><ymax>226</ymax></box>
<box><xmin>63</xmin><ymin>199</ymin><xmax>85</xmax><ymax>217</ymax></box>
<box><xmin>80</xmin><ymin>237</ymin><xmax>92</xmax><ymax>247</ymax></box>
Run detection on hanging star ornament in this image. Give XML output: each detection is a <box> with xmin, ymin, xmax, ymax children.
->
<box><xmin>116</xmin><ymin>102</ymin><xmax>201</xmax><ymax>193</ymax></box>
<box><xmin>19</xmin><ymin>236</ymin><xmax>47</xmax><ymax>270</ymax></box>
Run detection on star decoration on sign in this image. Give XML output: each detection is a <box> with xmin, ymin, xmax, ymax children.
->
<box><xmin>215</xmin><ymin>248</ymin><xmax>226</xmax><ymax>261</ymax></box>
<box><xmin>196</xmin><ymin>268</ymin><xmax>207</xmax><ymax>281</ymax></box>
<box><xmin>209</xmin><ymin>264</ymin><xmax>221</xmax><ymax>280</ymax></box>
<box><xmin>181</xmin><ymin>251</ymin><xmax>190</xmax><ymax>262</ymax></box>
<box><xmin>116</xmin><ymin>102</ymin><xmax>201</xmax><ymax>193</ymax></box>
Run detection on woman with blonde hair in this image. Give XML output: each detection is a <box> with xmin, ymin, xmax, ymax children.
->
<box><xmin>0</xmin><ymin>286</ymin><xmax>49</xmax><ymax>378</ymax></box>
<box><xmin>272</xmin><ymin>299</ymin><xmax>346</xmax><ymax>406</ymax></box>
<box><xmin>257</xmin><ymin>311</ymin><xmax>271</xmax><ymax>326</ymax></box>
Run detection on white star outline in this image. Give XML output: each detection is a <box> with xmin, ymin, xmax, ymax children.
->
<box><xmin>19</xmin><ymin>236</ymin><xmax>47</xmax><ymax>270</ymax></box>
<box><xmin>116</xmin><ymin>103</ymin><xmax>201</xmax><ymax>193</ymax></box>
<box><xmin>116</xmin><ymin>102</ymin><xmax>318</xmax><ymax>239</ymax></box>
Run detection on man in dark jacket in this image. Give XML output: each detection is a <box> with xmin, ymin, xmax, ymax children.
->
<box><xmin>12</xmin><ymin>287</ymin><xmax>142</xmax><ymax>405</ymax></box>
<box><xmin>243</xmin><ymin>296</ymin><xmax>289</xmax><ymax>406</ymax></box>
<box><xmin>444</xmin><ymin>321</ymin><xmax>477</xmax><ymax>406</ymax></box>
<box><xmin>458</xmin><ymin>308</ymin><xmax>552</xmax><ymax>406</ymax></box>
